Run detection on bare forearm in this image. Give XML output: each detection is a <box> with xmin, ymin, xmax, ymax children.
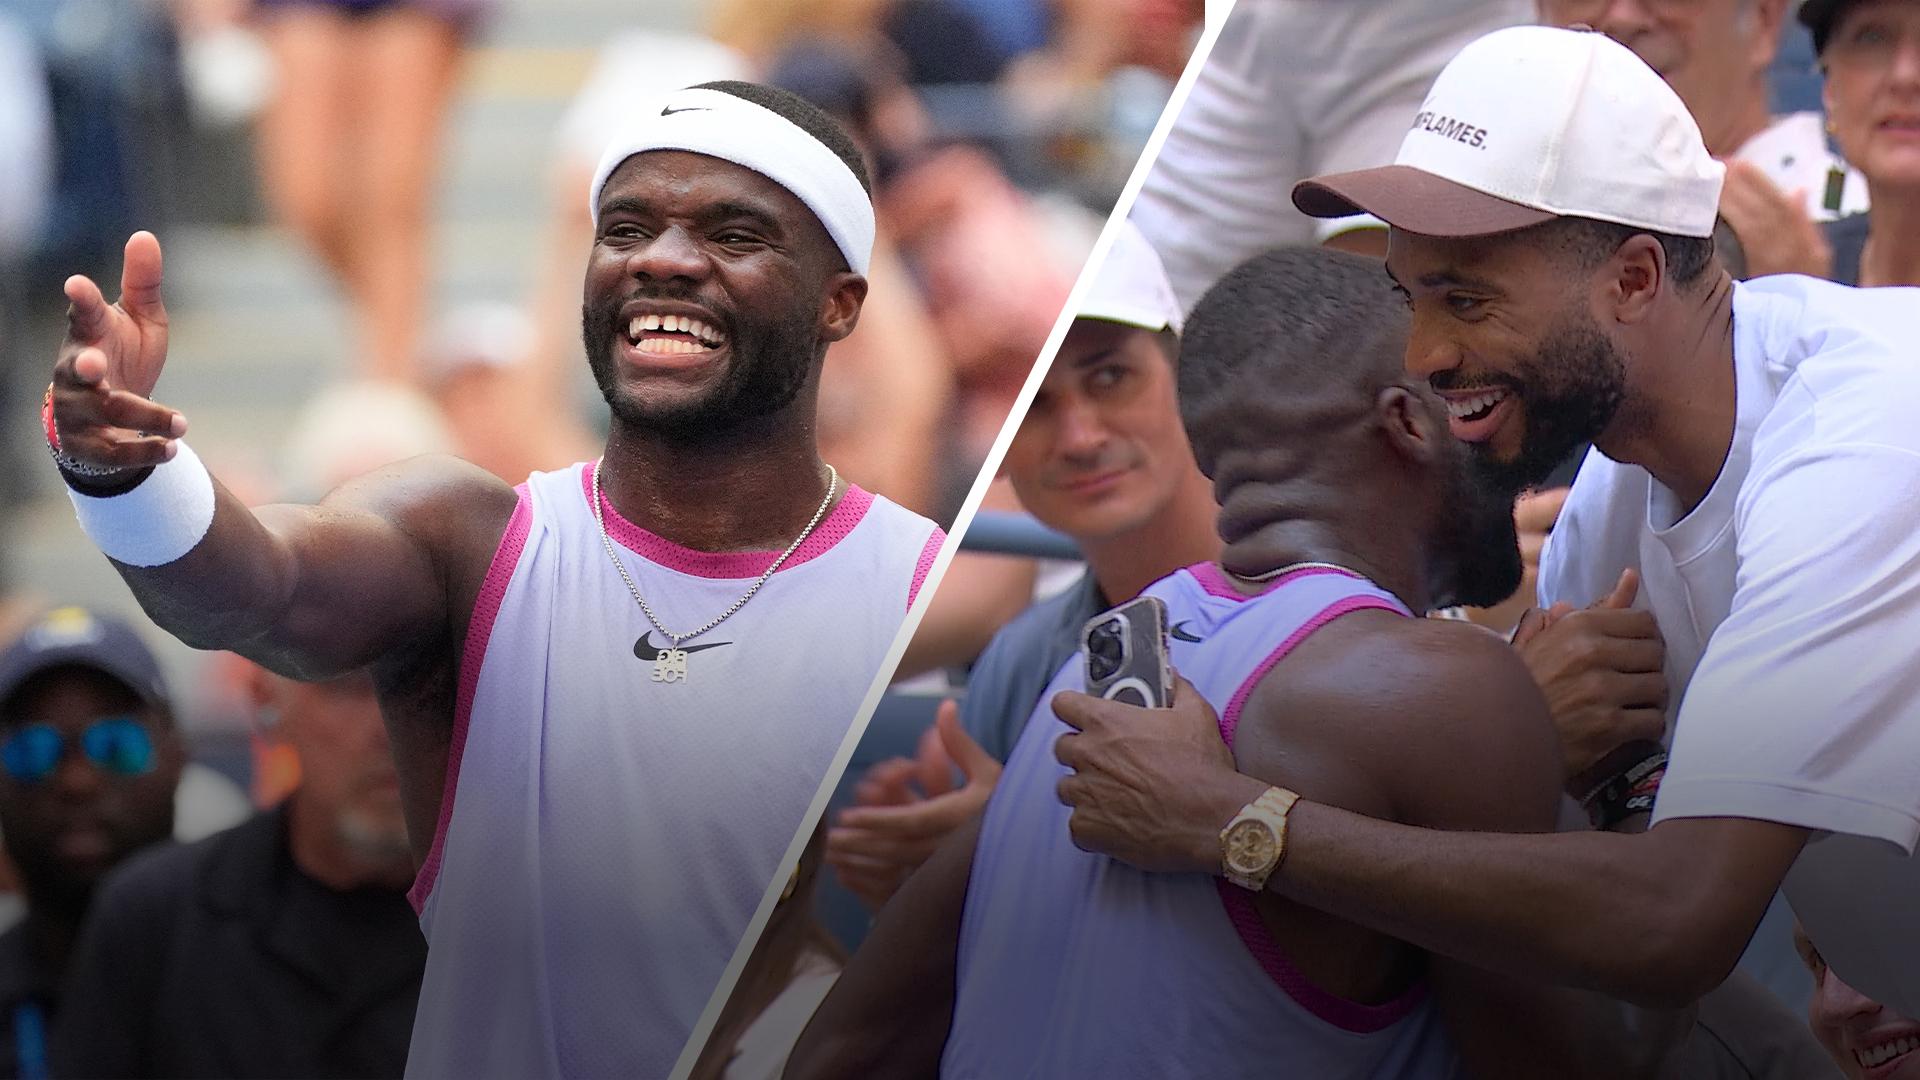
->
<box><xmin>80</xmin><ymin>459</ymin><xmax>467</xmax><ymax>680</ymax></box>
<box><xmin>1267</xmin><ymin>802</ymin><xmax>1800</xmax><ymax>1006</ymax></box>
<box><xmin>108</xmin><ymin>475</ymin><xmax>309</xmax><ymax>661</ymax></box>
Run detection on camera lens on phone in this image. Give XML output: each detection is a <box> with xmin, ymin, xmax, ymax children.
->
<box><xmin>1088</xmin><ymin>619</ymin><xmax>1125</xmax><ymax>682</ymax></box>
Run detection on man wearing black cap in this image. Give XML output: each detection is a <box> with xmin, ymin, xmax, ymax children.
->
<box><xmin>0</xmin><ymin>607</ymin><xmax>182</xmax><ymax>1080</ymax></box>
<box><xmin>42</xmin><ymin>80</ymin><xmax>942</xmax><ymax>1076</ymax></box>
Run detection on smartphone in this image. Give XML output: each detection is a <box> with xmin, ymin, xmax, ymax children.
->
<box><xmin>1082</xmin><ymin>596</ymin><xmax>1174</xmax><ymax>708</ymax></box>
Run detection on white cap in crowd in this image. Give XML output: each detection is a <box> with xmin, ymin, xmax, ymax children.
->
<box><xmin>1293</xmin><ymin>26</ymin><xmax>1725</xmax><ymax>239</ymax></box>
<box><xmin>1078</xmin><ymin>218</ymin><xmax>1184</xmax><ymax>334</ymax></box>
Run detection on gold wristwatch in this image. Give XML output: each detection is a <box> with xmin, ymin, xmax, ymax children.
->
<box><xmin>1220</xmin><ymin>786</ymin><xmax>1299</xmax><ymax>891</ymax></box>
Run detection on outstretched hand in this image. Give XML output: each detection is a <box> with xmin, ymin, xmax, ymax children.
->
<box><xmin>50</xmin><ymin>232</ymin><xmax>186</xmax><ymax>472</ymax></box>
<box><xmin>1051</xmin><ymin>673</ymin><xmax>1263</xmax><ymax>876</ymax></box>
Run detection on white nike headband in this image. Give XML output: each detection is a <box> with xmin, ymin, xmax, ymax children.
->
<box><xmin>587</xmin><ymin>85</ymin><xmax>875</xmax><ymax>276</ymax></box>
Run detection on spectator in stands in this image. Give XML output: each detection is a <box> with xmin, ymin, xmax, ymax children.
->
<box><xmin>1801</xmin><ymin>0</ymin><xmax>1920</xmax><ymax>286</ymax></box>
<box><xmin>1796</xmin><ymin>919</ymin><xmax>1920</xmax><ymax>1079</ymax></box>
<box><xmin>826</xmin><ymin>220</ymin><xmax>1219</xmax><ymax>908</ymax></box>
<box><xmin>47</xmin><ymin>369</ymin><xmax>474</xmax><ymax>1078</ymax></box>
<box><xmin>240</xmin><ymin>0</ymin><xmax>489</xmax><ymax>384</ymax></box>
<box><xmin>1537</xmin><ymin>0</ymin><xmax>1872</xmax><ymax>276</ymax></box>
<box><xmin>0</xmin><ymin>608</ymin><xmax>183</xmax><ymax>1079</ymax></box>
<box><xmin>51</xmin><ymin>663</ymin><xmax>424</xmax><ymax>1078</ymax></box>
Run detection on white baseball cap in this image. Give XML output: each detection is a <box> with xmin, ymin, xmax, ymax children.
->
<box><xmin>1293</xmin><ymin>26</ymin><xmax>1725</xmax><ymax>239</ymax></box>
<box><xmin>1078</xmin><ymin>218</ymin><xmax>1183</xmax><ymax>334</ymax></box>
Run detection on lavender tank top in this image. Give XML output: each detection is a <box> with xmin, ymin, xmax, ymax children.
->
<box><xmin>404</xmin><ymin>463</ymin><xmax>941</xmax><ymax>1078</ymax></box>
<box><xmin>943</xmin><ymin>563</ymin><xmax>1462</xmax><ymax>1079</ymax></box>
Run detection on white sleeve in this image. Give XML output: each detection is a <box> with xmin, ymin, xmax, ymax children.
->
<box><xmin>1651</xmin><ymin>440</ymin><xmax>1920</xmax><ymax>852</ymax></box>
<box><xmin>1130</xmin><ymin>1</ymin><xmax>1312</xmax><ymax>310</ymax></box>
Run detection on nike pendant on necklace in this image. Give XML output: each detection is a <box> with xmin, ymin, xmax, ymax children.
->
<box><xmin>652</xmin><ymin>647</ymin><xmax>690</xmax><ymax>684</ymax></box>
<box><xmin>592</xmin><ymin>459</ymin><xmax>839</xmax><ymax>690</ymax></box>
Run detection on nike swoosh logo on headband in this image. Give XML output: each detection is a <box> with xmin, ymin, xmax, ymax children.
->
<box><xmin>661</xmin><ymin>105</ymin><xmax>709</xmax><ymax>117</ymax></box>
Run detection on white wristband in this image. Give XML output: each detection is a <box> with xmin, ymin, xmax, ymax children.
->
<box><xmin>68</xmin><ymin>441</ymin><xmax>217</xmax><ymax>567</ymax></box>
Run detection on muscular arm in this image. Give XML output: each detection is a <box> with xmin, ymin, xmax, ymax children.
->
<box><xmin>49</xmin><ymin>231</ymin><xmax>516</xmax><ymax>682</ymax></box>
<box><xmin>1267</xmin><ymin>786</ymin><xmax>1807</xmax><ymax>1008</ymax></box>
<box><xmin>785</xmin><ymin>813</ymin><xmax>981</xmax><ymax>1079</ymax></box>
<box><xmin>117</xmin><ymin>455</ymin><xmax>513</xmax><ymax>680</ymax></box>
<box><xmin>1239</xmin><ymin>615</ymin><xmax>1692</xmax><ymax>1076</ymax></box>
<box><xmin>1055</xmin><ymin>643</ymin><xmax>1808</xmax><ymax>1018</ymax></box>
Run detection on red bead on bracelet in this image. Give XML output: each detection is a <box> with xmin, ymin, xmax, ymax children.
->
<box><xmin>41</xmin><ymin>383</ymin><xmax>58</xmax><ymax>452</ymax></box>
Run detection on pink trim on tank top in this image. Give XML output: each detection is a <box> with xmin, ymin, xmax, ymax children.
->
<box><xmin>580</xmin><ymin>461</ymin><xmax>873</xmax><ymax>578</ymax></box>
<box><xmin>908</xmin><ymin>528</ymin><xmax>945</xmax><ymax>609</ymax></box>
<box><xmin>1212</xmin><ymin>592</ymin><xmax>1428</xmax><ymax>1033</ymax></box>
<box><xmin>1186</xmin><ymin>561</ymin><xmax>1363</xmax><ymax>602</ymax></box>
<box><xmin>408</xmin><ymin>484</ymin><xmax>534</xmax><ymax>914</ymax></box>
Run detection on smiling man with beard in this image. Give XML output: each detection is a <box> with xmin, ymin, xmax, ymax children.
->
<box><xmin>40</xmin><ymin>81</ymin><xmax>942</xmax><ymax>1077</ymax></box>
<box><xmin>786</xmin><ymin>247</ymin><xmax>1683</xmax><ymax>1078</ymax></box>
<box><xmin>1046</xmin><ymin>23</ymin><xmax>1920</xmax><ymax>1037</ymax></box>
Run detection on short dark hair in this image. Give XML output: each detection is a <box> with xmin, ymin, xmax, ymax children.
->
<box><xmin>694</xmin><ymin>80</ymin><xmax>873</xmax><ymax>196</ymax></box>
<box><xmin>1538</xmin><ymin>216</ymin><xmax>1716</xmax><ymax>288</ymax></box>
<box><xmin>1178</xmin><ymin>248</ymin><xmax>1408</xmax><ymax>476</ymax></box>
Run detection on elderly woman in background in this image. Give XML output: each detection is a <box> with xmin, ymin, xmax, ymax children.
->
<box><xmin>1801</xmin><ymin>0</ymin><xmax>1920</xmax><ymax>286</ymax></box>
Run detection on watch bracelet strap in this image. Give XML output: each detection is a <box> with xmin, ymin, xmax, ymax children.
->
<box><xmin>1221</xmin><ymin>785</ymin><xmax>1299</xmax><ymax>890</ymax></box>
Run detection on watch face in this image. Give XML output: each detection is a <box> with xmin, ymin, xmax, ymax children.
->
<box><xmin>1224</xmin><ymin>818</ymin><xmax>1278</xmax><ymax>875</ymax></box>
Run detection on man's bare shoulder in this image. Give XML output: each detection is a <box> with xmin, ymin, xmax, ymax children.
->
<box><xmin>1236</xmin><ymin>608</ymin><xmax>1560</xmax><ymax>829</ymax></box>
<box><xmin>314</xmin><ymin>453</ymin><xmax>521</xmax><ymax>564</ymax></box>
<box><xmin>1266</xmin><ymin>610</ymin><xmax>1548</xmax><ymax>738</ymax></box>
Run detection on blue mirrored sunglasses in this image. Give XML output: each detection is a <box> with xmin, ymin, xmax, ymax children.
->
<box><xmin>0</xmin><ymin>717</ymin><xmax>155</xmax><ymax>784</ymax></box>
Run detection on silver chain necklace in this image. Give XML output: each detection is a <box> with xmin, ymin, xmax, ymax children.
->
<box><xmin>591</xmin><ymin>460</ymin><xmax>838</xmax><ymax>686</ymax></box>
<box><xmin>1228</xmin><ymin>560</ymin><xmax>1364</xmax><ymax>584</ymax></box>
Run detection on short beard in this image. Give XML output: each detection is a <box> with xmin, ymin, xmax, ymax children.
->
<box><xmin>1468</xmin><ymin>314</ymin><xmax>1627</xmax><ymax>494</ymax></box>
<box><xmin>1433</xmin><ymin>435</ymin><xmax>1525</xmax><ymax>609</ymax></box>
<box><xmin>583</xmin><ymin>296</ymin><xmax>820</xmax><ymax>441</ymax></box>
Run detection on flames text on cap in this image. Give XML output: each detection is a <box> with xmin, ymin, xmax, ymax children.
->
<box><xmin>1413</xmin><ymin>111</ymin><xmax>1487</xmax><ymax>149</ymax></box>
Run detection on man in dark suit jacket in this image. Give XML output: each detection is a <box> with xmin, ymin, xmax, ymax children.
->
<box><xmin>52</xmin><ymin>666</ymin><xmax>424</xmax><ymax>1078</ymax></box>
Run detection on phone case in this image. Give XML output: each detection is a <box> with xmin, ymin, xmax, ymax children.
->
<box><xmin>1082</xmin><ymin>596</ymin><xmax>1173</xmax><ymax>708</ymax></box>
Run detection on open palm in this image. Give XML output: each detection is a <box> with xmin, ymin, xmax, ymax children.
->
<box><xmin>52</xmin><ymin>232</ymin><xmax>186</xmax><ymax>470</ymax></box>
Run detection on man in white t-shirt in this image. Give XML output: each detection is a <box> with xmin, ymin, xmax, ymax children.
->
<box><xmin>1046</xmin><ymin>24</ymin><xmax>1920</xmax><ymax>1027</ymax></box>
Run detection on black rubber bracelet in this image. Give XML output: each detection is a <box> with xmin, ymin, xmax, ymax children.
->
<box><xmin>57</xmin><ymin>460</ymin><xmax>154</xmax><ymax>498</ymax></box>
<box><xmin>1583</xmin><ymin>750</ymin><xmax>1668</xmax><ymax>831</ymax></box>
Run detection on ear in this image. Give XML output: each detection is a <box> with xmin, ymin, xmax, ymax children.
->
<box><xmin>1377</xmin><ymin>385</ymin><xmax>1441</xmax><ymax>468</ymax></box>
<box><xmin>818</xmin><ymin>271</ymin><xmax>869</xmax><ymax>345</ymax></box>
<box><xmin>1603</xmin><ymin>233</ymin><xmax>1665</xmax><ymax>325</ymax></box>
<box><xmin>1750</xmin><ymin>0</ymin><xmax>1788</xmax><ymax>69</ymax></box>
